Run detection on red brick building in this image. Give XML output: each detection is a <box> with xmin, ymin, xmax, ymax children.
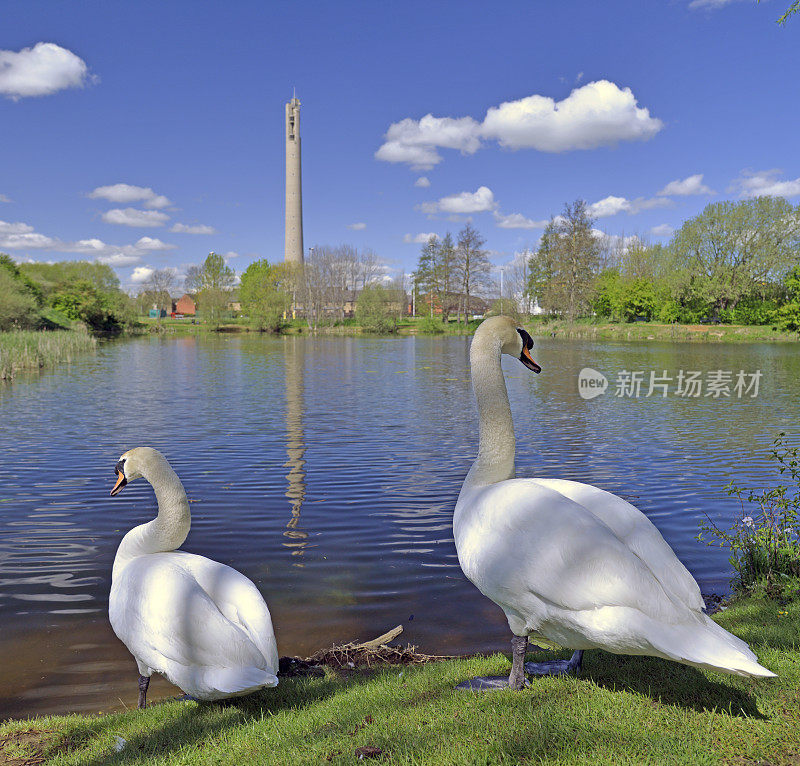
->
<box><xmin>173</xmin><ymin>294</ymin><xmax>196</xmax><ymax>316</ymax></box>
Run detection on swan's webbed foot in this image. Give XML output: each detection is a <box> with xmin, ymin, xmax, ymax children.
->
<box><xmin>175</xmin><ymin>694</ymin><xmax>200</xmax><ymax>703</ymax></box>
<box><xmin>456</xmin><ymin>634</ymin><xmax>530</xmax><ymax>691</ymax></box>
<box><xmin>137</xmin><ymin>675</ymin><xmax>150</xmax><ymax>709</ymax></box>
<box><xmin>524</xmin><ymin>650</ymin><xmax>584</xmax><ymax>677</ymax></box>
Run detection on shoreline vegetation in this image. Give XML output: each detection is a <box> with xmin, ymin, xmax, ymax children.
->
<box><xmin>1</xmin><ymin>315</ymin><xmax>795</xmax><ymax>382</ymax></box>
<box><xmin>138</xmin><ymin>314</ymin><xmax>800</xmax><ymax>343</ymax></box>
<box><xmin>0</xmin><ymin>329</ymin><xmax>97</xmax><ymax>381</ymax></box>
<box><xmin>0</xmin><ymin>582</ymin><xmax>797</xmax><ymax>765</ymax></box>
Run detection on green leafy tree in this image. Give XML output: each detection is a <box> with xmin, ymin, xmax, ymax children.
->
<box><xmin>775</xmin><ymin>265</ymin><xmax>800</xmax><ymax>332</ymax></box>
<box><xmin>50</xmin><ymin>280</ymin><xmax>127</xmax><ymax>332</ymax></box>
<box><xmin>188</xmin><ymin>252</ymin><xmax>236</xmax><ymax>327</ymax></box>
<box><xmin>356</xmin><ymin>284</ymin><xmax>396</xmax><ymax>333</ymax></box>
<box><xmin>239</xmin><ymin>259</ymin><xmax>290</xmax><ymax>332</ymax></box>
<box><xmin>0</xmin><ymin>268</ymin><xmax>40</xmax><ymax>330</ymax></box>
<box><xmin>670</xmin><ymin>198</ymin><xmax>800</xmax><ymax>314</ymax></box>
<box><xmin>759</xmin><ymin>0</ymin><xmax>799</xmax><ymax>24</ymax></box>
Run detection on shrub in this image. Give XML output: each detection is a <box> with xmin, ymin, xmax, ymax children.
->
<box><xmin>698</xmin><ymin>433</ymin><xmax>800</xmax><ymax>594</ymax></box>
<box><xmin>356</xmin><ymin>285</ymin><xmax>396</xmax><ymax>334</ymax></box>
<box><xmin>417</xmin><ymin>316</ymin><xmax>444</xmax><ymax>334</ymax></box>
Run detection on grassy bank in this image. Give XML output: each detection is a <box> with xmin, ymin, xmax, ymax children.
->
<box><xmin>137</xmin><ymin>315</ymin><xmax>800</xmax><ymax>342</ymax></box>
<box><xmin>2</xmin><ymin>585</ymin><xmax>797</xmax><ymax>765</ymax></box>
<box><xmin>0</xmin><ymin>330</ymin><xmax>97</xmax><ymax>381</ymax></box>
<box><xmin>525</xmin><ymin>319</ymin><xmax>800</xmax><ymax>343</ymax></box>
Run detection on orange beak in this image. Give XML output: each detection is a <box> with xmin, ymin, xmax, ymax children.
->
<box><xmin>520</xmin><ymin>346</ymin><xmax>542</xmax><ymax>374</ymax></box>
<box><xmin>110</xmin><ymin>470</ymin><xmax>127</xmax><ymax>497</ymax></box>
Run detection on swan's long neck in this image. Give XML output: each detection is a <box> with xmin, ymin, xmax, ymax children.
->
<box><xmin>112</xmin><ymin>458</ymin><xmax>191</xmax><ymax>580</ymax></box>
<box><xmin>462</xmin><ymin>332</ymin><xmax>516</xmax><ymax>492</ymax></box>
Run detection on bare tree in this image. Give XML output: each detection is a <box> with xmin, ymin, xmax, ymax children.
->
<box><xmin>454</xmin><ymin>224</ymin><xmax>492</xmax><ymax>323</ymax></box>
<box><xmin>143</xmin><ymin>268</ymin><xmax>176</xmax><ymax>320</ymax></box>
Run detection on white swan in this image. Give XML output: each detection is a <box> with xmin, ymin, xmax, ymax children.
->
<box><xmin>454</xmin><ymin>316</ymin><xmax>775</xmax><ymax>690</ymax></box>
<box><xmin>108</xmin><ymin>447</ymin><xmax>279</xmax><ymax>707</ymax></box>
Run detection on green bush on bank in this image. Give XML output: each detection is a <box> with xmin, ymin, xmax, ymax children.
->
<box><xmin>0</xmin><ymin>254</ymin><xmax>136</xmax><ymax>334</ymax></box>
<box><xmin>698</xmin><ymin>433</ymin><xmax>800</xmax><ymax>595</ymax></box>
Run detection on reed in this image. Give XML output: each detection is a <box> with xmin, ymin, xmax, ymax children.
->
<box><xmin>0</xmin><ymin>330</ymin><xmax>97</xmax><ymax>381</ymax></box>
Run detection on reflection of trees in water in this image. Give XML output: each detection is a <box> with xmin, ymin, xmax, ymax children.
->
<box><xmin>283</xmin><ymin>337</ymin><xmax>310</xmax><ymax>564</ymax></box>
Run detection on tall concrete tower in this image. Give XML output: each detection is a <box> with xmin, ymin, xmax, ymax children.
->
<box><xmin>284</xmin><ymin>96</ymin><xmax>304</xmax><ymax>264</ymax></box>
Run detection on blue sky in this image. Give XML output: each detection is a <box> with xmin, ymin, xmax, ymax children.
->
<box><xmin>1</xmin><ymin>0</ymin><xmax>798</xmax><ymax>290</ymax></box>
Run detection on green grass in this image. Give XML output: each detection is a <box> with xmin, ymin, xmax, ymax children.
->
<box><xmin>0</xmin><ymin>330</ymin><xmax>97</xmax><ymax>381</ymax></box>
<box><xmin>526</xmin><ymin>319</ymin><xmax>800</xmax><ymax>343</ymax></box>
<box><xmin>2</xmin><ymin>587</ymin><xmax>798</xmax><ymax>765</ymax></box>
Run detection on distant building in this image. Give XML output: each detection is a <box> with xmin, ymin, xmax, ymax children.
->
<box><xmin>173</xmin><ymin>294</ymin><xmax>197</xmax><ymax>316</ymax></box>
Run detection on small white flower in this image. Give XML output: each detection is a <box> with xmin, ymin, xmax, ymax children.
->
<box><xmin>742</xmin><ymin>516</ymin><xmax>754</xmax><ymax>528</ymax></box>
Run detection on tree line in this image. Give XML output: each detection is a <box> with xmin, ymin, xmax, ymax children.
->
<box><xmin>526</xmin><ymin>197</ymin><xmax>800</xmax><ymax>331</ymax></box>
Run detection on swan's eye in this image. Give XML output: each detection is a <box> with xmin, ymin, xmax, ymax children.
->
<box><xmin>115</xmin><ymin>459</ymin><xmax>126</xmax><ymax>476</ymax></box>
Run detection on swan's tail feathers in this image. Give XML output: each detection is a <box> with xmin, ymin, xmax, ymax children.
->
<box><xmin>195</xmin><ymin>667</ymin><xmax>279</xmax><ymax>700</ymax></box>
<box><xmin>652</xmin><ymin>615</ymin><xmax>776</xmax><ymax>678</ymax></box>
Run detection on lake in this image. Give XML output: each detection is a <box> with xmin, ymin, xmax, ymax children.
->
<box><xmin>0</xmin><ymin>333</ymin><xmax>797</xmax><ymax>719</ymax></box>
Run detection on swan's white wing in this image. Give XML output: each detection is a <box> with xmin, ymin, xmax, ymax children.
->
<box><xmin>529</xmin><ymin>478</ymin><xmax>704</xmax><ymax>612</ymax></box>
<box><xmin>169</xmin><ymin>552</ymin><xmax>279</xmax><ymax>672</ymax></box>
<box><xmin>455</xmin><ymin>480</ymin><xmax>689</xmax><ymax>624</ymax></box>
<box><xmin>109</xmin><ymin>554</ymin><xmax>268</xmax><ymax>674</ymax></box>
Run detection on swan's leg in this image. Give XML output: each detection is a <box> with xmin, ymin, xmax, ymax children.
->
<box><xmin>455</xmin><ymin>634</ymin><xmax>530</xmax><ymax>691</ymax></box>
<box><xmin>524</xmin><ymin>649</ymin><xmax>584</xmax><ymax>677</ymax></box>
<box><xmin>507</xmin><ymin>634</ymin><xmax>528</xmax><ymax>689</ymax></box>
<box><xmin>137</xmin><ymin>675</ymin><xmax>150</xmax><ymax>709</ymax></box>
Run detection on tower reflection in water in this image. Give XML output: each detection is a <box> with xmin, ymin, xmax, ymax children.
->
<box><xmin>283</xmin><ymin>337</ymin><xmax>310</xmax><ymax>564</ymax></box>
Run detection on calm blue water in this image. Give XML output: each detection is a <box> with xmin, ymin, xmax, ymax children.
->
<box><xmin>0</xmin><ymin>333</ymin><xmax>797</xmax><ymax>717</ymax></box>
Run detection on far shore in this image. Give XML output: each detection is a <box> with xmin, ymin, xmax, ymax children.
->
<box><xmin>136</xmin><ymin>315</ymin><xmax>800</xmax><ymax>343</ymax></box>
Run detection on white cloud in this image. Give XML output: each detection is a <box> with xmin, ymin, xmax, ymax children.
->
<box><xmin>0</xmin><ymin>194</ymin><xmax>12</xmax><ymax>203</ymax></box>
<box><xmin>347</xmin><ymin>222</ymin><xmax>367</xmax><ymax>230</ymax></box>
<box><xmin>589</xmin><ymin>196</ymin><xmax>631</xmax><ymax>218</ymax></box>
<box><xmin>658</xmin><ymin>173</ymin><xmax>714</xmax><ymax>196</ymax></box>
<box><xmin>97</xmin><ymin>253</ymin><xmax>142</xmax><ymax>267</ymax></box>
<box><xmin>422</xmin><ymin>186</ymin><xmax>496</xmax><ymax>215</ymax></box>
<box><xmin>89</xmin><ymin>183</ymin><xmax>171</xmax><ymax>209</ymax></box>
<box><xmin>376</xmin><ymin>81</ymin><xmax>662</xmax><ymax>169</ymax></box>
<box><xmin>0</xmin><ymin>42</ymin><xmax>93</xmax><ymax>100</ymax></box>
<box><xmin>403</xmin><ymin>232</ymin><xmax>440</xmax><ymax>244</ymax></box>
<box><xmin>0</xmin><ymin>220</ymin><xmax>57</xmax><ymax>249</ymax></box>
<box><xmin>375</xmin><ymin>114</ymin><xmax>482</xmax><ymax>170</ymax></box>
<box><xmin>170</xmin><ymin>222</ymin><xmax>216</xmax><ymax>234</ymax></box>
<box><xmin>0</xmin><ymin>220</ymin><xmax>34</xmax><ymax>235</ymax></box>
<box><xmin>589</xmin><ymin>194</ymin><xmax>672</xmax><ymax>218</ymax></box>
<box><xmin>688</xmin><ymin>0</ymin><xmax>747</xmax><ymax>9</ymax></box>
<box><xmin>414</xmin><ymin>176</ymin><xmax>431</xmax><ymax>188</ymax></box>
<box><xmin>134</xmin><ymin>236</ymin><xmax>175</xmax><ymax>251</ymax></box>
<box><xmin>130</xmin><ymin>266</ymin><xmax>155</xmax><ymax>283</ymax></box>
<box><xmin>729</xmin><ymin>169</ymin><xmax>800</xmax><ymax>199</ymax></box>
<box><xmin>482</xmin><ymin>80</ymin><xmax>663</xmax><ymax>152</ymax></box>
<box><xmin>650</xmin><ymin>224</ymin><xmax>675</xmax><ymax>237</ymax></box>
<box><xmin>0</xmin><ymin>231</ymin><xmax>57</xmax><ymax>249</ymax></box>
<box><xmin>0</xmin><ymin>218</ymin><xmax>176</xmax><ymax>268</ymax></box>
<box><xmin>493</xmin><ymin>211</ymin><xmax>548</xmax><ymax>229</ymax></box>
<box><xmin>101</xmin><ymin>208</ymin><xmax>170</xmax><ymax>227</ymax></box>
